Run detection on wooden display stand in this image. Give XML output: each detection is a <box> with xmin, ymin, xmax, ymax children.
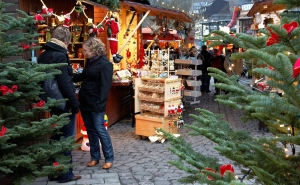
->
<box><xmin>135</xmin><ymin>77</ymin><xmax>182</xmax><ymax>137</ymax></box>
<box><xmin>135</xmin><ymin>114</ymin><xmax>178</xmax><ymax>137</ymax></box>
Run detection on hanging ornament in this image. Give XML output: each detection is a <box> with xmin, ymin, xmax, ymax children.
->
<box><xmin>63</xmin><ymin>13</ymin><xmax>71</xmax><ymax>28</ymax></box>
<box><xmin>34</xmin><ymin>12</ymin><xmax>44</xmax><ymax>24</ymax></box>
<box><xmin>126</xmin><ymin>49</ymin><xmax>131</xmax><ymax>58</ymax></box>
<box><xmin>0</xmin><ymin>126</ymin><xmax>8</xmax><ymax>137</ymax></box>
<box><xmin>227</xmin><ymin>6</ymin><xmax>241</xmax><ymax>28</ymax></box>
<box><xmin>293</xmin><ymin>57</ymin><xmax>300</xmax><ymax>78</ymax></box>
<box><xmin>149</xmin><ymin>21</ymin><xmax>161</xmax><ymax>35</ymax></box>
<box><xmin>173</xmin><ymin>19</ymin><xmax>185</xmax><ymax>31</ymax></box>
<box><xmin>151</xmin><ymin>15</ymin><xmax>164</xmax><ymax>26</ymax></box>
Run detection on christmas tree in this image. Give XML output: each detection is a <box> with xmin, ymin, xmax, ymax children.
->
<box><xmin>0</xmin><ymin>2</ymin><xmax>76</xmax><ymax>185</ymax></box>
<box><xmin>161</xmin><ymin>0</ymin><xmax>300</xmax><ymax>184</ymax></box>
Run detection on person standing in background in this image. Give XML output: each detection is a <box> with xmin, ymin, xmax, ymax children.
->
<box><xmin>224</xmin><ymin>47</ymin><xmax>243</xmax><ymax>77</ymax></box>
<box><xmin>211</xmin><ymin>48</ymin><xmax>226</xmax><ymax>95</ymax></box>
<box><xmin>38</xmin><ymin>25</ymin><xmax>81</xmax><ymax>183</ymax></box>
<box><xmin>198</xmin><ymin>45</ymin><xmax>212</xmax><ymax>93</ymax></box>
<box><xmin>73</xmin><ymin>37</ymin><xmax>114</xmax><ymax>169</ymax></box>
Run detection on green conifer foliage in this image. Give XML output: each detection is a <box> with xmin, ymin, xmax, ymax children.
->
<box><xmin>0</xmin><ymin>2</ymin><xmax>76</xmax><ymax>185</ymax></box>
<box><xmin>162</xmin><ymin>0</ymin><xmax>300</xmax><ymax>184</ymax></box>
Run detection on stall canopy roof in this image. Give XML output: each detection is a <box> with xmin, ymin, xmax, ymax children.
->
<box><xmin>247</xmin><ymin>0</ymin><xmax>286</xmax><ymax>17</ymax></box>
<box><xmin>121</xmin><ymin>1</ymin><xmax>193</xmax><ymax>23</ymax></box>
<box><xmin>79</xmin><ymin>0</ymin><xmax>109</xmax><ymax>9</ymax></box>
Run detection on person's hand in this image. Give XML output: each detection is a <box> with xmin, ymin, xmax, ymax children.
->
<box><xmin>72</xmin><ymin>107</ymin><xmax>80</xmax><ymax>114</ymax></box>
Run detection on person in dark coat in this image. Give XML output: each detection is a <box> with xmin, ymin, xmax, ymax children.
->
<box><xmin>73</xmin><ymin>37</ymin><xmax>114</xmax><ymax>169</ymax></box>
<box><xmin>198</xmin><ymin>45</ymin><xmax>212</xmax><ymax>93</ymax></box>
<box><xmin>211</xmin><ymin>48</ymin><xmax>226</xmax><ymax>95</ymax></box>
<box><xmin>38</xmin><ymin>25</ymin><xmax>81</xmax><ymax>183</ymax></box>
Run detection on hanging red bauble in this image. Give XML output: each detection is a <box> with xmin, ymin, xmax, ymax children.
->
<box><xmin>266</xmin><ymin>37</ymin><xmax>279</xmax><ymax>46</ymax></box>
<box><xmin>53</xmin><ymin>162</ymin><xmax>59</xmax><ymax>166</ymax></box>
<box><xmin>0</xmin><ymin>126</ymin><xmax>8</xmax><ymax>137</ymax></box>
<box><xmin>293</xmin><ymin>57</ymin><xmax>300</xmax><ymax>78</ymax></box>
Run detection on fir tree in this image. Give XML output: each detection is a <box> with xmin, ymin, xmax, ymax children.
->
<box><xmin>0</xmin><ymin>2</ymin><xmax>77</xmax><ymax>185</ymax></box>
<box><xmin>162</xmin><ymin>0</ymin><xmax>300</xmax><ymax>184</ymax></box>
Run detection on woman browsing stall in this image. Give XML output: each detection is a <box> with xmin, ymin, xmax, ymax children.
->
<box><xmin>73</xmin><ymin>37</ymin><xmax>114</xmax><ymax>169</ymax></box>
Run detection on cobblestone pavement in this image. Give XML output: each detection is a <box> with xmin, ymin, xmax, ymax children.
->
<box><xmin>28</xmin><ymin>90</ymin><xmax>271</xmax><ymax>185</ymax></box>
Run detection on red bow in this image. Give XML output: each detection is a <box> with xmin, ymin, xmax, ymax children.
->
<box><xmin>22</xmin><ymin>43</ymin><xmax>37</xmax><ymax>50</ymax></box>
<box><xmin>0</xmin><ymin>126</ymin><xmax>8</xmax><ymax>137</ymax></box>
<box><xmin>266</xmin><ymin>27</ymin><xmax>280</xmax><ymax>46</ymax></box>
<box><xmin>0</xmin><ymin>85</ymin><xmax>18</xmax><ymax>96</ymax></box>
<box><xmin>282</xmin><ymin>21</ymin><xmax>299</xmax><ymax>34</ymax></box>
<box><xmin>32</xmin><ymin>100</ymin><xmax>45</xmax><ymax>108</ymax></box>
<box><xmin>220</xmin><ymin>164</ymin><xmax>234</xmax><ymax>177</ymax></box>
<box><xmin>205</xmin><ymin>168</ymin><xmax>216</xmax><ymax>180</ymax></box>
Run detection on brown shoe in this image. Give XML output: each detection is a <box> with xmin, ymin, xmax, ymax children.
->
<box><xmin>102</xmin><ymin>162</ymin><xmax>113</xmax><ymax>169</ymax></box>
<box><xmin>87</xmin><ymin>160</ymin><xmax>99</xmax><ymax>167</ymax></box>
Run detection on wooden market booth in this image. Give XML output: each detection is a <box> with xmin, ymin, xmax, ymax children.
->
<box><xmin>17</xmin><ymin>0</ymin><xmax>193</xmax><ymax>139</ymax></box>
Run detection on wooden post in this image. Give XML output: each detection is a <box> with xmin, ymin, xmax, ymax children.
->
<box><xmin>117</xmin><ymin>10</ymin><xmax>150</xmax><ymax>54</ymax></box>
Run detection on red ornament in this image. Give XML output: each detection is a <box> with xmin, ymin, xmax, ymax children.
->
<box><xmin>23</xmin><ymin>45</ymin><xmax>30</xmax><ymax>50</ymax></box>
<box><xmin>205</xmin><ymin>167</ymin><xmax>217</xmax><ymax>180</ymax></box>
<box><xmin>0</xmin><ymin>126</ymin><xmax>8</xmax><ymax>137</ymax></box>
<box><xmin>126</xmin><ymin>49</ymin><xmax>131</xmax><ymax>58</ymax></box>
<box><xmin>36</xmin><ymin>100</ymin><xmax>45</xmax><ymax>107</ymax></box>
<box><xmin>0</xmin><ymin>85</ymin><xmax>13</xmax><ymax>95</ymax></box>
<box><xmin>293</xmin><ymin>58</ymin><xmax>300</xmax><ymax>78</ymax></box>
<box><xmin>219</xmin><ymin>164</ymin><xmax>234</xmax><ymax>177</ymax></box>
<box><xmin>266</xmin><ymin>37</ymin><xmax>279</xmax><ymax>46</ymax></box>
<box><xmin>53</xmin><ymin>162</ymin><xmax>59</xmax><ymax>166</ymax></box>
<box><xmin>266</xmin><ymin>27</ymin><xmax>280</xmax><ymax>46</ymax></box>
<box><xmin>282</xmin><ymin>21</ymin><xmax>299</xmax><ymax>34</ymax></box>
<box><xmin>10</xmin><ymin>85</ymin><xmax>18</xmax><ymax>92</ymax></box>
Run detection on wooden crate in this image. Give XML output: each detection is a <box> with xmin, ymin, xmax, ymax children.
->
<box><xmin>135</xmin><ymin>114</ymin><xmax>178</xmax><ymax>137</ymax></box>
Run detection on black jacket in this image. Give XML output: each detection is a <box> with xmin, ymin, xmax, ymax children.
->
<box><xmin>38</xmin><ymin>42</ymin><xmax>80</xmax><ymax>114</ymax></box>
<box><xmin>73</xmin><ymin>55</ymin><xmax>113</xmax><ymax>112</ymax></box>
<box><xmin>199</xmin><ymin>50</ymin><xmax>212</xmax><ymax>73</ymax></box>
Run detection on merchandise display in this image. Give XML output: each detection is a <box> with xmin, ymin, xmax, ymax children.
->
<box><xmin>135</xmin><ymin>77</ymin><xmax>183</xmax><ymax>137</ymax></box>
<box><xmin>175</xmin><ymin>59</ymin><xmax>202</xmax><ymax>104</ymax></box>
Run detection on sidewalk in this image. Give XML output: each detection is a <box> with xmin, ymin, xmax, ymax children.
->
<box><xmin>27</xmin><ymin>90</ymin><xmax>269</xmax><ymax>185</ymax></box>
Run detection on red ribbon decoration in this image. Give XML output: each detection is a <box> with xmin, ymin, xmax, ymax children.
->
<box><xmin>0</xmin><ymin>85</ymin><xmax>18</xmax><ymax>96</ymax></box>
<box><xmin>282</xmin><ymin>21</ymin><xmax>299</xmax><ymax>34</ymax></box>
<box><xmin>205</xmin><ymin>167</ymin><xmax>217</xmax><ymax>180</ymax></box>
<box><xmin>266</xmin><ymin>27</ymin><xmax>280</xmax><ymax>46</ymax></box>
<box><xmin>0</xmin><ymin>126</ymin><xmax>8</xmax><ymax>137</ymax></box>
<box><xmin>219</xmin><ymin>164</ymin><xmax>234</xmax><ymax>177</ymax></box>
<box><xmin>32</xmin><ymin>100</ymin><xmax>45</xmax><ymax>108</ymax></box>
<box><xmin>53</xmin><ymin>162</ymin><xmax>59</xmax><ymax>166</ymax></box>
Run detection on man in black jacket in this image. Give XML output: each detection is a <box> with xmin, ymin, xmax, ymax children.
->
<box><xmin>199</xmin><ymin>45</ymin><xmax>212</xmax><ymax>93</ymax></box>
<box><xmin>38</xmin><ymin>25</ymin><xmax>81</xmax><ymax>183</ymax></box>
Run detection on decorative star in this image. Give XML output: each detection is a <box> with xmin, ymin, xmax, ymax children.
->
<box><xmin>149</xmin><ymin>21</ymin><xmax>161</xmax><ymax>35</ymax></box>
<box><xmin>151</xmin><ymin>15</ymin><xmax>164</xmax><ymax>26</ymax></box>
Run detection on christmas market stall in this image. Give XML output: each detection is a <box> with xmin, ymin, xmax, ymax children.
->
<box><xmin>19</xmin><ymin>0</ymin><xmax>194</xmax><ymax>140</ymax></box>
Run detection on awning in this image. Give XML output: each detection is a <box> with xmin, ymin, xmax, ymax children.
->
<box><xmin>121</xmin><ymin>1</ymin><xmax>193</xmax><ymax>23</ymax></box>
<box><xmin>142</xmin><ymin>27</ymin><xmax>180</xmax><ymax>41</ymax></box>
<box><xmin>247</xmin><ymin>0</ymin><xmax>286</xmax><ymax>17</ymax></box>
<box><xmin>79</xmin><ymin>0</ymin><xmax>109</xmax><ymax>10</ymax></box>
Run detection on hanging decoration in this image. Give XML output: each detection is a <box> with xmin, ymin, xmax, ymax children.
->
<box><xmin>105</xmin><ymin>15</ymin><xmax>123</xmax><ymax>63</ymax></box>
<box><xmin>0</xmin><ymin>126</ymin><xmax>8</xmax><ymax>137</ymax></box>
<box><xmin>0</xmin><ymin>85</ymin><xmax>18</xmax><ymax>96</ymax></box>
<box><xmin>282</xmin><ymin>21</ymin><xmax>299</xmax><ymax>34</ymax></box>
<box><xmin>151</xmin><ymin>15</ymin><xmax>164</xmax><ymax>26</ymax></box>
<box><xmin>149</xmin><ymin>21</ymin><xmax>161</xmax><ymax>35</ymax></box>
<box><xmin>203</xmin><ymin>164</ymin><xmax>235</xmax><ymax>181</ymax></box>
<box><xmin>123</xmin><ymin>9</ymin><xmax>136</xmax><ymax>39</ymax></box>
<box><xmin>227</xmin><ymin>6</ymin><xmax>241</xmax><ymax>28</ymax></box>
<box><xmin>173</xmin><ymin>19</ymin><xmax>185</xmax><ymax>31</ymax></box>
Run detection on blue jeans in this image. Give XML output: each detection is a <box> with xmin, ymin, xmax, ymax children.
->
<box><xmin>50</xmin><ymin>113</ymin><xmax>76</xmax><ymax>182</ymax></box>
<box><xmin>80</xmin><ymin>111</ymin><xmax>114</xmax><ymax>163</ymax></box>
<box><xmin>201</xmin><ymin>72</ymin><xmax>211</xmax><ymax>92</ymax></box>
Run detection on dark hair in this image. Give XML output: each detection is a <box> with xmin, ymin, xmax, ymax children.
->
<box><xmin>201</xmin><ymin>45</ymin><xmax>207</xmax><ymax>50</ymax></box>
